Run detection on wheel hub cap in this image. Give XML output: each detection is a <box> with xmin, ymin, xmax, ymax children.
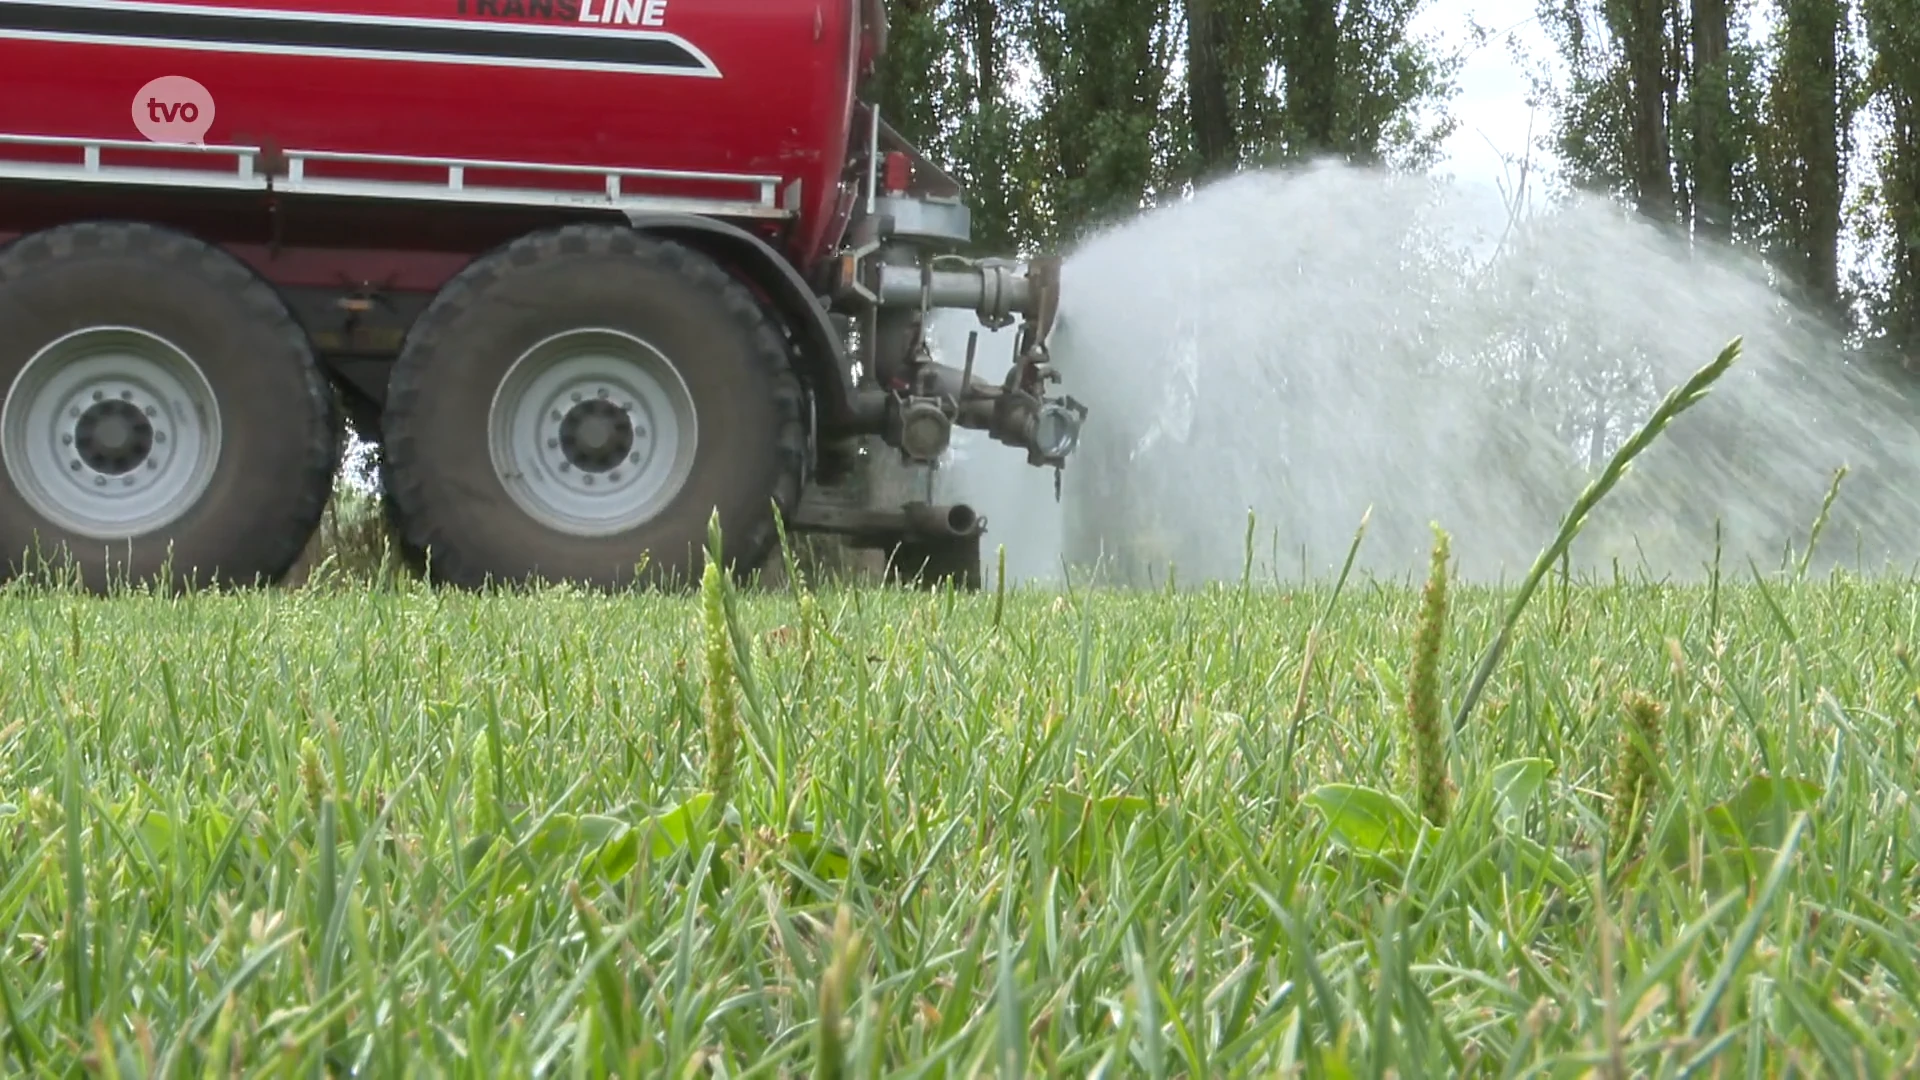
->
<box><xmin>488</xmin><ymin>328</ymin><xmax>698</xmax><ymax>538</ymax></box>
<box><xmin>76</xmin><ymin>398</ymin><xmax>157</xmax><ymax>475</ymax></box>
<box><xmin>2</xmin><ymin>326</ymin><xmax>221</xmax><ymax>540</ymax></box>
<box><xmin>559</xmin><ymin>399</ymin><xmax>635</xmax><ymax>472</ymax></box>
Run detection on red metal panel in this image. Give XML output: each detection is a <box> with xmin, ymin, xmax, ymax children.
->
<box><xmin>0</xmin><ymin>0</ymin><xmax>864</xmax><ymax>268</ymax></box>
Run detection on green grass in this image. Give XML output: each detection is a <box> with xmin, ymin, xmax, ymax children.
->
<box><xmin>2</xmin><ymin>562</ymin><xmax>1918</xmax><ymax>1077</ymax></box>
<box><xmin>5</xmin><ymin>339</ymin><xmax>1918</xmax><ymax>1076</ymax></box>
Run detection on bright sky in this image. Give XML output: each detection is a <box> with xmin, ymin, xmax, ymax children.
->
<box><xmin>1413</xmin><ymin>0</ymin><xmax>1560</xmax><ymax>192</ymax></box>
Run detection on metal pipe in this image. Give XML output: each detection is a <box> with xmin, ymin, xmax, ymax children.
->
<box><xmin>904</xmin><ymin>502</ymin><xmax>983</xmax><ymax>539</ymax></box>
<box><xmin>875</xmin><ymin>265</ymin><xmax>1035</xmax><ymax>319</ymax></box>
<box><xmin>866</xmin><ymin>103</ymin><xmax>881</xmax><ymax>218</ymax></box>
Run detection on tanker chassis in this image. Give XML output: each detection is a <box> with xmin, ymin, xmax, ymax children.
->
<box><xmin>0</xmin><ymin>0</ymin><xmax>1086</xmax><ymax>591</ymax></box>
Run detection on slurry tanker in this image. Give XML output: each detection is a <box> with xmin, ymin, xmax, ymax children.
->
<box><xmin>0</xmin><ymin>0</ymin><xmax>1086</xmax><ymax>590</ymax></box>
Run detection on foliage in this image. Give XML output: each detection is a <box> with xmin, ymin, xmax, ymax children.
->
<box><xmin>4</xmin><ymin>523</ymin><xmax>1918</xmax><ymax>1072</ymax></box>
<box><xmin>868</xmin><ymin>0</ymin><xmax>1460</xmax><ymax>250</ymax></box>
<box><xmin>1530</xmin><ymin>0</ymin><xmax>1916</xmax><ymax>357</ymax></box>
<box><xmin>1404</xmin><ymin>524</ymin><xmax>1453</xmax><ymax>827</ymax></box>
<box><xmin>1854</xmin><ymin>0</ymin><xmax>1920</xmax><ymax>363</ymax></box>
<box><xmin>2</xmin><ymin>336</ymin><xmax>1914</xmax><ymax>1073</ymax></box>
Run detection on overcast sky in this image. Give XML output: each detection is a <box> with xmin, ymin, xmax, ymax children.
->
<box><xmin>1411</xmin><ymin>0</ymin><xmax>1559</xmax><ymax>192</ymax></box>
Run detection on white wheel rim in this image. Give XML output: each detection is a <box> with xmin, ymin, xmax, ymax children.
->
<box><xmin>2</xmin><ymin>326</ymin><xmax>222</xmax><ymax>540</ymax></box>
<box><xmin>488</xmin><ymin>328</ymin><xmax>699</xmax><ymax>538</ymax></box>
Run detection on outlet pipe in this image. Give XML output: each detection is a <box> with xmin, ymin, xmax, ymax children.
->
<box><xmin>904</xmin><ymin>501</ymin><xmax>982</xmax><ymax>539</ymax></box>
<box><xmin>873</xmin><ymin>256</ymin><xmax>1060</xmax><ymax>346</ymax></box>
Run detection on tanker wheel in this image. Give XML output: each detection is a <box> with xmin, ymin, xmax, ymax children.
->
<box><xmin>0</xmin><ymin>222</ymin><xmax>339</xmax><ymax>591</ymax></box>
<box><xmin>886</xmin><ymin>535</ymin><xmax>984</xmax><ymax>591</ymax></box>
<box><xmin>382</xmin><ymin>224</ymin><xmax>807</xmax><ymax>589</ymax></box>
<box><xmin>377</xmin><ymin>458</ymin><xmax>430</xmax><ymax>576</ymax></box>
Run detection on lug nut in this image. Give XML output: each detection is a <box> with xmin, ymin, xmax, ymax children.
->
<box><xmin>94</xmin><ymin>476</ymin><xmax>106</xmax><ymax>487</ymax></box>
<box><xmin>547</xmin><ymin>438</ymin><xmax>559</xmax><ymax>449</ymax></box>
<box><xmin>92</xmin><ymin>391</ymin><xmax>103</xmax><ymax>402</ymax></box>
<box><xmin>121</xmin><ymin>390</ymin><xmax>133</xmax><ymax>400</ymax></box>
<box><xmin>154</xmin><ymin>432</ymin><xmax>166</xmax><ymax>444</ymax></box>
<box><xmin>628</xmin><ymin>452</ymin><xmax>641</xmax><ymax>464</ymax></box>
<box><xmin>70</xmin><ymin>460</ymin><xmax>81</xmax><ymax>471</ymax></box>
<box><xmin>145</xmin><ymin>406</ymin><xmax>156</xmax><ymax>418</ymax></box>
<box><xmin>609</xmin><ymin>471</ymin><xmax>621</xmax><ymax>482</ymax></box>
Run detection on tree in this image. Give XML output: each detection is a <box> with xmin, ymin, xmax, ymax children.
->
<box><xmin>1023</xmin><ymin>0</ymin><xmax>1180</xmax><ymax>246</ymax></box>
<box><xmin>1689</xmin><ymin>0</ymin><xmax>1736</xmax><ymax>238</ymax></box>
<box><xmin>1612</xmin><ymin>0</ymin><xmax>1680</xmax><ymax>218</ymax></box>
<box><xmin>1184</xmin><ymin>0</ymin><xmax>1239</xmax><ymax>177</ymax></box>
<box><xmin>1761</xmin><ymin>0</ymin><xmax>1854</xmax><ymax>315</ymax></box>
<box><xmin>1858</xmin><ymin>0</ymin><xmax>1919</xmax><ymax>367</ymax></box>
<box><xmin>1535</xmin><ymin>0</ymin><xmax>1772</xmax><ymax>242</ymax></box>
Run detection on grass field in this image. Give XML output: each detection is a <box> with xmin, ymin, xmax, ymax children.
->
<box><xmin>3</xmin><ymin>541</ymin><xmax>1919</xmax><ymax>1077</ymax></box>
<box><xmin>5</xmin><ymin>342</ymin><xmax>1919</xmax><ymax>1076</ymax></box>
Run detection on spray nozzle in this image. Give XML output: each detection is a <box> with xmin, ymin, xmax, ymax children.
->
<box><xmin>1032</xmin><ymin>397</ymin><xmax>1087</xmax><ymax>464</ymax></box>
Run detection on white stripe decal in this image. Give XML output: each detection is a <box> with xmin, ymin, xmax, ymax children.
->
<box><xmin>0</xmin><ymin>0</ymin><xmax>723</xmax><ymax>78</ymax></box>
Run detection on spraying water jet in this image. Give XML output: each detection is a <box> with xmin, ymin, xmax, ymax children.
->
<box><xmin>938</xmin><ymin>160</ymin><xmax>1920</xmax><ymax>587</ymax></box>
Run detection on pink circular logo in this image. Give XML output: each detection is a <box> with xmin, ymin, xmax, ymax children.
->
<box><xmin>132</xmin><ymin>76</ymin><xmax>216</xmax><ymax>145</ymax></box>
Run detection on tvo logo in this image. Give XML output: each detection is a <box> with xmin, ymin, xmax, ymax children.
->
<box><xmin>132</xmin><ymin>76</ymin><xmax>216</xmax><ymax>144</ymax></box>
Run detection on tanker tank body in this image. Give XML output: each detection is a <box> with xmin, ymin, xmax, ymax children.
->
<box><xmin>0</xmin><ymin>0</ymin><xmax>1087</xmax><ymax>592</ymax></box>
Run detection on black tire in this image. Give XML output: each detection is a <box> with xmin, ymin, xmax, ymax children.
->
<box><xmin>0</xmin><ymin>222</ymin><xmax>339</xmax><ymax>592</ymax></box>
<box><xmin>382</xmin><ymin>224</ymin><xmax>807</xmax><ymax>589</ymax></box>
<box><xmin>377</xmin><ymin>456</ymin><xmax>429</xmax><ymax>577</ymax></box>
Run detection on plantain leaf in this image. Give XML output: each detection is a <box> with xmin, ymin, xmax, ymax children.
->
<box><xmin>1491</xmin><ymin>758</ymin><xmax>1556</xmax><ymax>831</ymax></box>
<box><xmin>1304</xmin><ymin>784</ymin><xmax>1421</xmax><ymax>856</ymax></box>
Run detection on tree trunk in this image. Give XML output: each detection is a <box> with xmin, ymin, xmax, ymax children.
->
<box><xmin>1608</xmin><ymin>0</ymin><xmax>1678</xmax><ymax>218</ymax></box>
<box><xmin>1802</xmin><ymin>0</ymin><xmax>1844</xmax><ymax>311</ymax></box>
<box><xmin>959</xmin><ymin>0</ymin><xmax>1016</xmax><ymax>254</ymax></box>
<box><xmin>1690</xmin><ymin>0</ymin><xmax>1733</xmax><ymax>239</ymax></box>
<box><xmin>1284</xmin><ymin>0</ymin><xmax>1342</xmax><ymax>154</ymax></box>
<box><xmin>1185</xmin><ymin>0</ymin><xmax>1236</xmax><ymax>176</ymax></box>
<box><xmin>1776</xmin><ymin>0</ymin><xmax>1846</xmax><ymax>312</ymax></box>
<box><xmin>964</xmin><ymin>0</ymin><xmax>999</xmax><ymax>102</ymax></box>
<box><xmin>1880</xmin><ymin>72</ymin><xmax>1919</xmax><ymax>363</ymax></box>
<box><xmin>1667</xmin><ymin>0</ymin><xmax>1693</xmax><ymax>224</ymax></box>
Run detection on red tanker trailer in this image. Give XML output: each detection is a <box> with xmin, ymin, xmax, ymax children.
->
<box><xmin>0</xmin><ymin>0</ymin><xmax>1086</xmax><ymax>590</ymax></box>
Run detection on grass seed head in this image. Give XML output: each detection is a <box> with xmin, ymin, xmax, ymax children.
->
<box><xmin>800</xmin><ymin>592</ymin><xmax>819</xmax><ymax>659</ymax></box>
<box><xmin>299</xmin><ymin>738</ymin><xmax>326</xmax><ymax>814</ymax></box>
<box><xmin>815</xmin><ymin>905</ymin><xmax>864</xmax><ymax>1080</ymax></box>
<box><xmin>26</xmin><ymin>786</ymin><xmax>59</xmax><ymax>834</ymax></box>
<box><xmin>1406</xmin><ymin>523</ymin><xmax>1453</xmax><ymax>827</ymax></box>
<box><xmin>701</xmin><ymin>557</ymin><xmax>740</xmax><ymax>817</ymax></box>
<box><xmin>471</xmin><ymin>729</ymin><xmax>501</xmax><ymax>836</ymax></box>
<box><xmin>1607</xmin><ymin>691</ymin><xmax>1666</xmax><ymax>865</ymax></box>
